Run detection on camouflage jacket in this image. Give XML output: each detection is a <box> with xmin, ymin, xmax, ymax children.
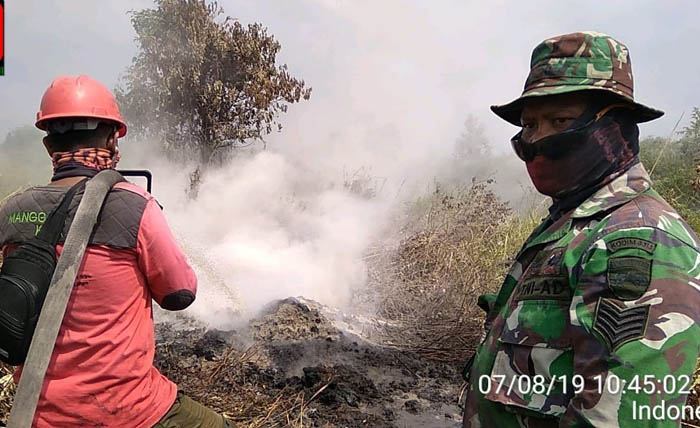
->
<box><xmin>463</xmin><ymin>163</ymin><xmax>700</xmax><ymax>427</ymax></box>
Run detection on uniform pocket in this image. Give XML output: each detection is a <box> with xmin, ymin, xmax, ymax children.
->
<box><xmin>483</xmin><ymin>332</ymin><xmax>573</xmax><ymax>417</ymax></box>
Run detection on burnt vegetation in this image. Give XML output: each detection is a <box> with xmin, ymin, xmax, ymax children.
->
<box><xmin>2</xmin><ymin>1</ymin><xmax>700</xmax><ymax>426</ymax></box>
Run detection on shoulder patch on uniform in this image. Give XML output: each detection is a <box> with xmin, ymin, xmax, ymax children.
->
<box><xmin>607</xmin><ymin>256</ymin><xmax>653</xmax><ymax>300</ymax></box>
<box><xmin>607</xmin><ymin>237</ymin><xmax>656</xmax><ymax>254</ymax></box>
<box><xmin>593</xmin><ymin>298</ymin><xmax>649</xmax><ymax>352</ymax></box>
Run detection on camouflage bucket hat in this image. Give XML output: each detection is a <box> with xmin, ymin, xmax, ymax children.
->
<box><xmin>491</xmin><ymin>31</ymin><xmax>664</xmax><ymax>126</ymax></box>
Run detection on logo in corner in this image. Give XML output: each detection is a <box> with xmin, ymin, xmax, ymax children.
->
<box><xmin>0</xmin><ymin>0</ymin><xmax>4</xmax><ymax>76</ymax></box>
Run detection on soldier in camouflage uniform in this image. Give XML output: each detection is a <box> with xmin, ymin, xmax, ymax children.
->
<box><xmin>462</xmin><ymin>31</ymin><xmax>700</xmax><ymax>427</ymax></box>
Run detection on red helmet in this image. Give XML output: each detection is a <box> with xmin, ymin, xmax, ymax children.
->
<box><xmin>35</xmin><ymin>75</ymin><xmax>127</xmax><ymax>137</ymax></box>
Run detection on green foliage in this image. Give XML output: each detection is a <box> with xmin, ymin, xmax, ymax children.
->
<box><xmin>682</xmin><ymin>107</ymin><xmax>700</xmax><ymax>150</ymax></box>
<box><xmin>640</xmin><ymin>107</ymin><xmax>700</xmax><ymax>233</ymax></box>
<box><xmin>116</xmin><ymin>0</ymin><xmax>311</xmax><ymax>165</ymax></box>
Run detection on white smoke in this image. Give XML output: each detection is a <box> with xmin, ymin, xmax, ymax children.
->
<box><xmin>0</xmin><ymin>0</ymin><xmax>694</xmax><ymax>331</ymax></box>
<box><xmin>121</xmin><ymin>144</ymin><xmax>401</xmax><ymax>328</ymax></box>
<box><xmin>117</xmin><ymin>0</ymin><xmax>522</xmax><ymax>328</ymax></box>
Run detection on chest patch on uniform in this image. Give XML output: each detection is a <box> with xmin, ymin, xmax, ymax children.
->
<box><xmin>540</xmin><ymin>249</ymin><xmax>564</xmax><ymax>276</ymax></box>
<box><xmin>607</xmin><ymin>238</ymin><xmax>656</xmax><ymax>254</ymax></box>
<box><xmin>527</xmin><ymin>247</ymin><xmax>566</xmax><ymax>277</ymax></box>
<box><xmin>515</xmin><ymin>248</ymin><xmax>569</xmax><ymax>301</ymax></box>
<box><xmin>607</xmin><ymin>256</ymin><xmax>653</xmax><ymax>300</ymax></box>
<box><xmin>515</xmin><ymin>277</ymin><xmax>571</xmax><ymax>301</ymax></box>
<box><xmin>593</xmin><ymin>298</ymin><xmax>649</xmax><ymax>352</ymax></box>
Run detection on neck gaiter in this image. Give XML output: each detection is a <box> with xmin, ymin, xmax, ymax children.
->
<box><xmin>51</xmin><ymin>147</ymin><xmax>121</xmax><ymax>182</ymax></box>
<box><xmin>511</xmin><ymin>107</ymin><xmax>640</xmax><ymax>218</ymax></box>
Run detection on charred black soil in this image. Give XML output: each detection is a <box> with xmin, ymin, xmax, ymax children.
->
<box><xmin>155</xmin><ymin>298</ymin><xmax>464</xmax><ymax>428</ymax></box>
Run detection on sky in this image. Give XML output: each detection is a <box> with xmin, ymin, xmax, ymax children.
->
<box><xmin>1</xmin><ymin>1</ymin><xmax>698</xmax><ymax>147</ymax></box>
<box><xmin>1</xmin><ymin>1</ymin><xmax>699</xmax><ymax>324</ymax></box>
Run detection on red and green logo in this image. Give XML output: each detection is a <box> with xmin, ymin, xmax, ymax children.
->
<box><xmin>0</xmin><ymin>0</ymin><xmax>4</xmax><ymax>75</ymax></box>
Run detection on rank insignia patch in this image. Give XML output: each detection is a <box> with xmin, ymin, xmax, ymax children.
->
<box><xmin>593</xmin><ymin>298</ymin><xmax>649</xmax><ymax>352</ymax></box>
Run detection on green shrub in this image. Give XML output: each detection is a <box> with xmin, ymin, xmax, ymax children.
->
<box><xmin>640</xmin><ymin>108</ymin><xmax>700</xmax><ymax>234</ymax></box>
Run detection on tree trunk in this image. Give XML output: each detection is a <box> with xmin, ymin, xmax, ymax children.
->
<box><xmin>199</xmin><ymin>142</ymin><xmax>214</xmax><ymax>167</ymax></box>
<box><xmin>186</xmin><ymin>142</ymin><xmax>215</xmax><ymax>200</ymax></box>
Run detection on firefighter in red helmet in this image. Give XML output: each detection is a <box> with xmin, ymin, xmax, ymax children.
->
<box><xmin>36</xmin><ymin>74</ymin><xmax>128</xmax><ymax>136</ymax></box>
<box><xmin>0</xmin><ymin>75</ymin><xmax>234</xmax><ymax>427</ymax></box>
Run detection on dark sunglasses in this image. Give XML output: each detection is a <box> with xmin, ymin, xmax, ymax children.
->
<box><xmin>511</xmin><ymin>103</ymin><xmax>631</xmax><ymax>162</ymax></box>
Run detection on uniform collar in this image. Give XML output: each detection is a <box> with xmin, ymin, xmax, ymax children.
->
<box><xmin>570</xmin><ymin>162</ymin><xmax>652</xmax><ymax>219</ymax></box>
<box><xmin>517</xmin><ymin>163</ymin><xmax>652</xmax><ymax>257</ymax></box>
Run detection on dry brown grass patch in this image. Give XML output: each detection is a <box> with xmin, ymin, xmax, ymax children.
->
<box><xmin>364</xmin><ymin>181</ymin><xmax>541</xmax><ymax>362</ymax></box>
<box><xmin>0</xmin><ymin>362</ymin><xmax>15</xmax><ymax>425</ymax></box>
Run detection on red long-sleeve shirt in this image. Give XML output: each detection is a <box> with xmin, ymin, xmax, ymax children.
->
<box><xmin>0</xmin><ymin>181</ymin><xmax>197</xmax><ymax>428</ymax></box>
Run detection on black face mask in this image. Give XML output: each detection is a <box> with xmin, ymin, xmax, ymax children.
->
<box><xmin>510</xmin><ymin>103</ymin><xmax>618</xmax><ymax>162</ymax></box>
<box><xmin>509</xmin><ymin>104</ymin><xmax>640</xmax><ymax>210</ymax></box>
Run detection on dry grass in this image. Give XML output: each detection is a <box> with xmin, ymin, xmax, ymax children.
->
<box><xmin>363</xmin><ymin>177</ymin><xmax>700</xmax><ymax>422</ymax></box>
<box><xmin>0</xmin><ymin>362</ymin><xmax>14</xmax><ymax>425</ymax></box>
<box><xmin>4</xmin><ymin>179</ymin><xmax>700</xmax><ymax>425</ymax></box>
<box><xmin>363</xmin><ymin>180</ymin><xmax>542</xmax><ymax>362</ymax></box>
<box><xmin>682</xmin><ymin>364</ymin><xmax>700</xmax><ymax>426</ymax></box>
<box><xmin>0</xmin><ymin>347</ymin><xmax>329</xmax><ymax>428</ymax></box>
<box><xmin>154</xmin><ymin>339</ymin><xmax>334</xmax><ymax>428</ymax></box>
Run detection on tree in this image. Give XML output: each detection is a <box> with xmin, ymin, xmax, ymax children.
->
<box><xmin>116</xmin><ymin>0</ymin><xmax>311</xmax><ymax>166</ymax></box>
<box><xmin>454</xmin><ymin>114</ymin><xmax>491</xmax><ymax>162</ymax></box>
<box><xmin>683</xmin><ymin>108</ymin><xmax>700</xmax><ymax>141</ymax></box>
<box><xmin>449</xmin><ymin>114</ymin><xmax>500</xmax><ymax>185</ymax></box>
<box><xmin>681</xmin><ymin>107</ymin><xmax>700</xmax><ymax>159</ymax></box>
<box><xmin>681</xmin><ymin>108</ymin><xmax>700</xmax><ymax>195</ymax></box>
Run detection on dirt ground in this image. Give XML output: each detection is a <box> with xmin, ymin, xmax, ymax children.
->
<box><xmin>155</xmin><ymin>297</ymin><xmax>465</xmax><ymax>427</ymax></box>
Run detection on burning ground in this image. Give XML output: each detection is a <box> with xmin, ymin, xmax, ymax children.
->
<box><xmin>4</xmin><ymin>180</ymin><xmax>700</xmax><ymax>427</ymax></box>
<box><xmin>0</xmin><ymin>180</ymin><xmax>529</xmax><ymax>427</ymax></box>
<box><xmin>0</xmin><ymin>295</ymin><xmax>467</xmax><ymax>428</ymax></box>
<box><xmin>154</xmin><ymin>297</ymin><xmax>464</xmax><ymax>428</ymax></box>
